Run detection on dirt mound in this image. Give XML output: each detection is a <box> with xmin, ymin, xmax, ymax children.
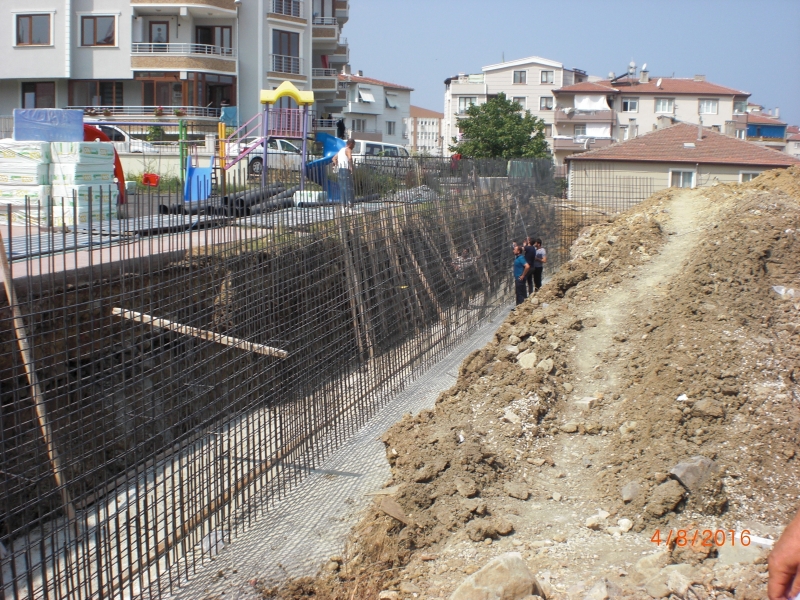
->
<box><xmin>259</xmin><ymin>168</ymin><xmax>800</xmax><ymax>599</ymax></box>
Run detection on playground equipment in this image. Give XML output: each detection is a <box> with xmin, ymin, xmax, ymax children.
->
<box><xmin>305</xmin><ymin>132</ymin><xmax>347</xmax><ymax>203</ymax></box>
<box><xmin>220</xmin><ymin>81</ymin><xmax>316</xmax><ymax>191</ymax></box>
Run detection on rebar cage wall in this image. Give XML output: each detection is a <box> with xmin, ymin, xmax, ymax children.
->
<box><xmin>0</xmin><ymin>156</ymin><xmax>650</xmax><ymax>598</ymax></box>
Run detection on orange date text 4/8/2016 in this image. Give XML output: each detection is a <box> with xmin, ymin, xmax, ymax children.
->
<box><xmin>650</xmin><ymin>529</ymin><xmax>750</xmax><ymax>547</ymax></box>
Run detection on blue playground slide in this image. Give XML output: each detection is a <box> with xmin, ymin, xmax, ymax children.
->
<box><xmin>304</xmin><ymin>132</ymin><xmax>346</xmax><ymax>202</ymax></box>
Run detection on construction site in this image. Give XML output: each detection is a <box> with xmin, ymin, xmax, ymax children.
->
<box><xmin>0</xmin><ymin>95</ymin><xmax>799</xmax><ymax>600</ymax></box>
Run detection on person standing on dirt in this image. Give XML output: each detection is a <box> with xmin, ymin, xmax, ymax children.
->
<box><xmin>769</xmin><ymin>507</ymin><xmax>800</xmax><ymax>599</ymax></box>
<box><xmin>513</xmin><ymin>243</ymin><xmax>530</xmax><ymax>305</ymax></box>
<box><xmin>332</xmin><ymin>138</ymin><xmax>356</xmax><ymax>207</ymax></box>
<box><xmin>523</xmin><ymin>237</ymin><xmax>537</xmax><ymax>294</ymax></box>
<box><xmin>531</xmin><ymin>238</ymin><xmax>546</xmax><ymax>292</ymax></box>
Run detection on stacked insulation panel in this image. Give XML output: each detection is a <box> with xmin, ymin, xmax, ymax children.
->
<box><xmin>50</xmin><ymin>142</ymin><xmax>118</xmax><ymax>227</ymax></box>
<box><xmin>0</xmin><ymin>140</ymin><xmax>52</xmax><ymax>226</ymax></box>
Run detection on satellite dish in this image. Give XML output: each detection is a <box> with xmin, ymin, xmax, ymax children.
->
<box><xmin>608</xmin><ymin>71</ymin><xmax>615</xmax><ymax>79</ymax></box>
<box><xmin>642</xmin><ymin>63</ymin><xmax>647</xmax><ymax>71</ymax></box>
<box><xmin>629</xmin><ymin>61</ymin><xmax>636</xmax><ymax>68</ymax></box>
<box><xmin>656</xmin><ymin>78</ymin><xmax>663</xmax><ymax>88</ymax></box>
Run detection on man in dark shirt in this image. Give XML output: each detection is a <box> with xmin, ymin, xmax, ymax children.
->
<box><xmin>532</xmin><ymin>238</ymin><xmax>546</xmax><ymax>292</ymax></box>
<box><xmin>513</xmin><ymin>243</ymin><xmax>530</xmax><ymax>305</ymax></box>
<box><xmin>523</xmin><ymin>237</ymin><xmax>537</xmax><ymax>294</ymax></box>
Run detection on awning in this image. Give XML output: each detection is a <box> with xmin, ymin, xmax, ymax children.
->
<box><xmin>586</xmin><ymin>123</ymin><xmax>611</xmax><ymax>137</ymax></box>
<box><xmin>385</xmin><ymin>94</ymin><xmax>398</xmax><ymax>109</ymax></box>
<box><xmin>358</xmin><ymin>87</ymin><xmax>375</xmax><ymax>103</ymax></box>
<box><xmin>574</xmin><ymin>94</ymin><xmax>610</xmax><ymax>111</ymax></box>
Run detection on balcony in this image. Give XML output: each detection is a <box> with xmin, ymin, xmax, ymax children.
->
<box><xmin>329</xmin><ymin>38</ymin><xmax>349</xmax><ymax>64</ymax></box>
<box><xmin>312</xmin><ymin>17</ymin><xmax>339</xmax><ymax>50</ymax></box>
<box><xmin>131</xmin><ymin>0</ymin><xmax>237</xmax><ymax>15</ymax></box>
<box><xmin>335</xmin><ymin>0</ymin><xmax>349</xmax><ymax>23</ymax></box>
<box><xmin>348</xmin><ymin>129</ymin><xmax>382</xmax><ymax>142</ymax></box>
<box><xmin>554</xmin><ymin>109</ymin><xmax>615</xmax><ymax>124</ymax></box>
<box><xmin>268</xmin><ymin>54</ymin><xmax>306</xmax><ymax>81</ymax></box>
<box><xmin>131</xmin><ymin>43</ymin><xmax>236</xmax><ymax>73</ymax></box>
<box><xmin>552</xmin><ymin>136</ymin><xmax>614</xmax><ymax>152</ymax></box>
<box><xmin>313</xmin><ymin>118</ymin><xmax>337</xmax><ymax>133</ymax></box>
<box><xmin>68</xmin><ymin>105</ymin><xmax>221</xmax><ymax>121</ymax></box>
<box><xmin>312</xmin><ymin>68</ymin><xmax>337</xmax><ymax>93</ymax></box>
<box><xmin>267</xmin><ymin>0</ymin><xmax>306</xmax><ymax>23</ymax></box>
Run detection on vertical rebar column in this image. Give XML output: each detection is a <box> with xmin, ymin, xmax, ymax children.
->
<box><xmin>300</xmin><ymin>104</ymin><xmax>308</xmax><ymax>195</ymax></box>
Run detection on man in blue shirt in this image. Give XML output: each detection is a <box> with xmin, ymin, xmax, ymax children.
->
<box><xmin>513</xmin><ymin>242</ymin><xmax>530</xmax><ymax>305</ymax></box>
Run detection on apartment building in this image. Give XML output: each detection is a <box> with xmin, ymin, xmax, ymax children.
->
<box><xmin>552</xmin><ymin>69</ymin><xmax>750</xmax><ymax>164</ymax></box>
<box><xmin>745</xmin><ymin>111</ymin><xmax>787</xmax><ymax>151</ymax></box>
<box><xmin>405</xmin><ymin>106</ymin><xmax>443</xmax><ymax>155</ymax></box>
<box><xmin>0</xmin><ymin>0</ymin><xmax>351</xmax><ymax>128</ymax></box>
<box><xmin>786</xmin><ymin>126</ymin><xmax>800</xmax><ymax>160</ymax></box>
<box><xmin>338</xmin><ymin>72</ymin><xmax>412</xmax><ymax>146</ymax></box>
<box><xmin>443</xmin><ymin>55</ymin><xmax>588</xmax><ymax>156</ymax></box>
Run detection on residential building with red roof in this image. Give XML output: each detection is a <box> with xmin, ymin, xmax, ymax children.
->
<box><xmin>552</xmin><ymin>69</ymin><xmax>751</xmax><ymax>165</ymax></box>
<box><xmin>338</xmin><ymin>71</ymin><xmax>413</xmax><ymax>145</ymax></box>
<box><xmin>405</xmin><ymin>106</ymin><xmax>445</xmax><ymax>156</ymax></box>
<box><xmin>745</xmin><ymin>111</ymin><xmax>787</xmax><ymax>151</ymax></box>
<box><xmin>786</xmin><ymin>126</ymin><xmax>800</xmax><ymax>160</ymax></box>
<box><xmin>565</xmin><ymin>123</ymin><xmax>799</xmax><ymax>206</ymax></box>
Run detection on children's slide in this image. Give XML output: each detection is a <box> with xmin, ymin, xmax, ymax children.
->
<box><xmin>304</xmin><ymin>132</ymin><xmax>346</xmax><ymax>203</ymax></box>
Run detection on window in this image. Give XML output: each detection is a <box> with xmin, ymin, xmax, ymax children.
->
<box><xmin>16</xmin><ymin>14</ymin><xmax>51</xmax><ymax>46</ymax></box>
<box><xmin>196</xmin><ymin>26</ymin><xmax>233</xmax><ymax>51</ymax></box>
<box><xmin>272</xmin><ymin>29</ymin><xmax>299</xmax><ymax>72</ymax></box>
<box><xmin>543</xmin><ymin>124</ymin><xmax>552</xmax><ymax>137</ymax></box>
<box><xmin>357</xmin><ymin>87</ymin><xmax>375</xmax><ymax>103</ymax></box>
<box><xmin>81</xmin><ymin>16</ymin><xmax>116</xmax><ymax>46</ymax></box>
<box><xmin>539</xmin><ymin>96</ymin><xmax>553</xmax><ymax>110</ymax></box>
<box><xmin>739</xmin><ymin>171</ymin><xmax>760</xmax><ymax>183</ymax></box>
<box><xmin>513</xmin><ymin>70</ymin><xmax>527</xmax><ymax>84</ymax></box>
<box><xmin>541</xmin><ymin>70</ymin><xmax>554</xmax><ymax>84</ymax></box>
<box><xmin>458</xmin><ymin>97</ymin><xmax>477</xmax><ymax>113</ymax></box>
<box><xmin>699</xmin><ymin>98</ymin><xmax>718</xmax><ymax>115</ymax></box>
<box><xmin>69</xmin><ymin>81</ymin><xmax>123</xmax><ymax>106</ymax></box>
<box><xmin>149</xmin><ymin>21</ymin><xmax>169</xmax><ymax>44</ymax></box>
<box><xmin>386</xmin><ymin>121</ymin><xmax>396</xmax><ymax>135</ymax></box>
<box><xmin>22</xmin><ymin>82</ymin><xmax>55</xmax><ymax>108</ymax></box>
<box><xmin>352</xmin><ymin>118</ymin><xmax>366</xmax><ymax>132</ymax></box>
<box><xmin>655</xmin><ymin>98</ymin><xmax>674</xmax><ymax>113</ymax></box>
<box><xmin>512</xmin><ymin>96</ymin><xmax>526</xmax><ymax>110</ymax></box>
<box><xmin>734</xmin><ymin>100</ymin><xmax>747</xmax><ymax>114</ymax></box>
<box><xmin>621</xmin><ymin>97</ymin><xmax>638</xmax><ymax>112</ymax></box>
<box><xmin>385</xmin><ymin>94</ymin><xmax>398</xmax><ymax>109</ymax></box>
<box><xmin>620</xmin><ymin>125</ymin><xmax>629</xmax><ymax>141</ymax></box>
<box><xmin>365</xmin><ymin>143</ymin><xmax>382</xmax><ymax>156</ymax></box>
<box><xmin>383</xmin><ymin>146</ymin><xmax>398</xmax><ymax>157</ymax></box>
<box><xmin>736</xmin><ymin>129</ymin><xmax>746</xmax><ymax>140</ymax></box>
<box><xmin>573</xmin><ymin>124</ymin><xmax>587</xmax><ymax>136</ymax></box>
<box><xmin>670</xmin><ymin>170</ymin><xmax>695</xmax><ymax>188</ymax></box>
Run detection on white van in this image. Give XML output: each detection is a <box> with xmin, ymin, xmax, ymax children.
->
<box><xmin>86</xmin><ymin>123</ymin><xmax>157</xmax><ymax>154</ymax></box>
<box><xmin>352</xmin><ymin>140</ymin><xmax>410</xmax><ymax>162</ymax></box>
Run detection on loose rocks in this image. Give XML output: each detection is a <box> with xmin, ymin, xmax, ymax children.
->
<box><xmin>645</xmin><ymin>480</ymin><xmax>686</xmax><ymax>517</ymax></box>
<box><xmin>670</xmin><ymin>456</ymin><xmax>718</xmax><ymax>490</ymax></box>
<box><xmin>449</xmin><ymin>552</ymin><xmax>544</xmax><ymax>600</ymax></box>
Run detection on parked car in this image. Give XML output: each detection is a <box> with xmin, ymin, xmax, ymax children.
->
<box><xmin>352</xmin><ymin>140</ymin><xmax>410</xmax><ymax>163</ymax></box>
<box><xmin>227</xmin><ymin>138</ymin><xmax>303</xmax><ymax>175</ymax></box>
<box><xmin>85</xmin><ymin>123</ymin><xmax>158</xmax><ymax>154</ymax></box>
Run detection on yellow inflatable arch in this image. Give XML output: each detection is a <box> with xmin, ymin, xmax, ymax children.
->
<box><xmin>260</xmin><ymin>81</ymin><xmax>315</xmax><ymax>106</ymax></box>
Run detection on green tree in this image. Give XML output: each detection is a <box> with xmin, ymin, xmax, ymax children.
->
<box><xmin>449</xmin><ymin>93</ymin><xmax>550</xmax><ymax>159</ymax></box>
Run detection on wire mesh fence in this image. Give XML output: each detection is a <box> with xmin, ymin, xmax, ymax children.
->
<box><xmin>0</xmin><ymin>155</ymin><xmax>654</xmax><ymax>598</ymax></box>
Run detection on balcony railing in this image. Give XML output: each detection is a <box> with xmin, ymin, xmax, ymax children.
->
<box><xmin>68</xmin><ymin>105</ymin><xmax>221</xmax><ymax>119</ymax></box>
<box><xmin>271</xmin><ymin>54</ymin><xmax>304</xmax><ymax>75</ymax></box>
<box><xmin>312</xmin><ymin>16</ymin><xmax>337</xmax><ymax>25</ymax></box>
<box><xmin>268</xmin><ymin>107</ymin><xmax>311</xmax><ymax>138</ymax></box>
<box><xmin>271</xmin><ymin>0</ymin><xmax>303</xmax><ymax>17</ymax></box>
<box><xmin>552</xmin><ymin>136</ymin><xmax>614</xmax><ymax>151</ymax></box>
<box><xmin>554</xmin><ymin>109</ymin><xmax>615</xmax><ymax>124</ymax></box>
<box><xmin>313</xmin><ymin>118</ymin><xmax>336</xmax><ymax>129</ymax></box>
<box><xmin>131</xmin><ymin>42</ymin><xmax>236</xmax><ymax>58</ymax></box>
<box><xmin>312</xmin><ymin>68</ymin><xmax>338</xmax><ymax>77</ymax></box>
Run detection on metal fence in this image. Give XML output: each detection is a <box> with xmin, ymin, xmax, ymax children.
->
<box><xmin>0</xmin><ymin>156</ymin><xmax>575</xmax><ymax>598</ymax></box>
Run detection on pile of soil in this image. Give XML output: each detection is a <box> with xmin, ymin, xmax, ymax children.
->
<box><xmin>259</xmin><ymin>169</ymin><xmax>800</xmax><ymax>599</ymax></box>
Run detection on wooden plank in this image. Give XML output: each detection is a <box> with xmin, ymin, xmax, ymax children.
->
<box><xmin>111</xmin><ymin>307</ymin><xmax>288</xmax><ymax>358</ymax></box>
<box><xmin>0</xmin><ymin>230</ymin><xmax>76</xmax><ymax>521</ymax></box>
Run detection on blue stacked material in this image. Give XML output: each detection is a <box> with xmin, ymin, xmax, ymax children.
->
<box><xmin>304</xmin><ymin>132</ymin><xmax>346</xmax><ymax>203</ymax></box>
<box><xmin>13</xmin><ymin>109</ymin><xmax>83</xmax><ymax>142</ymax></box>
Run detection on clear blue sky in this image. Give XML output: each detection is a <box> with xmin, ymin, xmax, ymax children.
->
<box><xmin>345</xmin><ymin>0</ymin><xmax>800</xmax><ymax>125</ymax></box>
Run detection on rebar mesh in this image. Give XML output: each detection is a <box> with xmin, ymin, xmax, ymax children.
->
<box><xmin>0</xmin><ymin>155</ymin><xmax>653</xmax><ymax>598</ymax></box>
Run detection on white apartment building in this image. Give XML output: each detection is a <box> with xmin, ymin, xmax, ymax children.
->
<box><xmin>443</xmin><ymin>55</ymin><xmax>588</xmax><ymax>156</ymax></box>
<box><xmin>0</xmin><ymin>0</ymin><xmax>351</xmax><ymax>129</ymax></box>
<box><xmin>552</xmin><ymin>69</ymin><xmax>750</xmax><ymax>165</ymax></box>
<box><xmin>338</xmin><ymin>72</ymin><xmax>412</xmax><ymax>146</ymax></box>
<box><xmin>405</xmin><ymin>105</ymin><xmax>443</xmax><ymax>155</ymax></box>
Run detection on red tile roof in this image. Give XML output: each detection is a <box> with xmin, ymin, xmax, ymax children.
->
<box><xmin>410</xmin><ymin>105</ymin><xmax>444</xmax><ymax>119</ymax></box>
<box><xmin>787</xmin><ymin>125</ymin><xmax>799</xmax><ymax>134</ymax></box>
<box><xmin>566</xmin><ymin>123</ymin><xmax>800</xmax><ymax>167</ymax></box>
<box><xmin>747</xmin><ymin>112</ymin><xmax>786</xmax><ymax>125</ymax></box>
<box><xmin>338</xmin><ymin>74</ymin><xmax>413</xmax><ymax>91</ymax></box>
<box><xmin>555</xmin><ymin>77</ymin><xmax>748</xmax><ymax>96</ymax></box>
<box><xmin>788</xmin><ymin>132</ymin><xmax>800</xmax><ymax>142</ymax></box>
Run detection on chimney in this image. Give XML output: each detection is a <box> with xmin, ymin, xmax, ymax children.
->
<box><xmin>342</xmin><ymin>64</ymin><xmax>351</xmax><ymax>75</ymax></box>
<box><xmin>628</xmin><ymin>118</ymin><xmax>637</xmax><ymax>139</ymax></box>
<box><xmin>775</xmin><ymin>107</ymin><xmax>780</xmax><ymax>118</ymax></box>
<box><xmin>693</xmin><ymin>74</ymin><xmax>706</xmax><ymax>82</ymax></box>
<box><xmin>639</xmin><ymin>69</ymin><xmax>649</xmax><ymax>84</ymax></box>
<box><xmin>357</xmin><ymin>70</ymin><xmax>363</xmax><ymax>77</ymax></box>
<box><xmin>698</xmin><ymin>117</ymin><xmax>703</xmax><ymax>141</ymax></box>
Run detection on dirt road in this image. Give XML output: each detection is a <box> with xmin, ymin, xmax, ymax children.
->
<box><xmin>261</xmin><ymin>167</ymin><xmax>800</xmax><ymax>600</ymax></box>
